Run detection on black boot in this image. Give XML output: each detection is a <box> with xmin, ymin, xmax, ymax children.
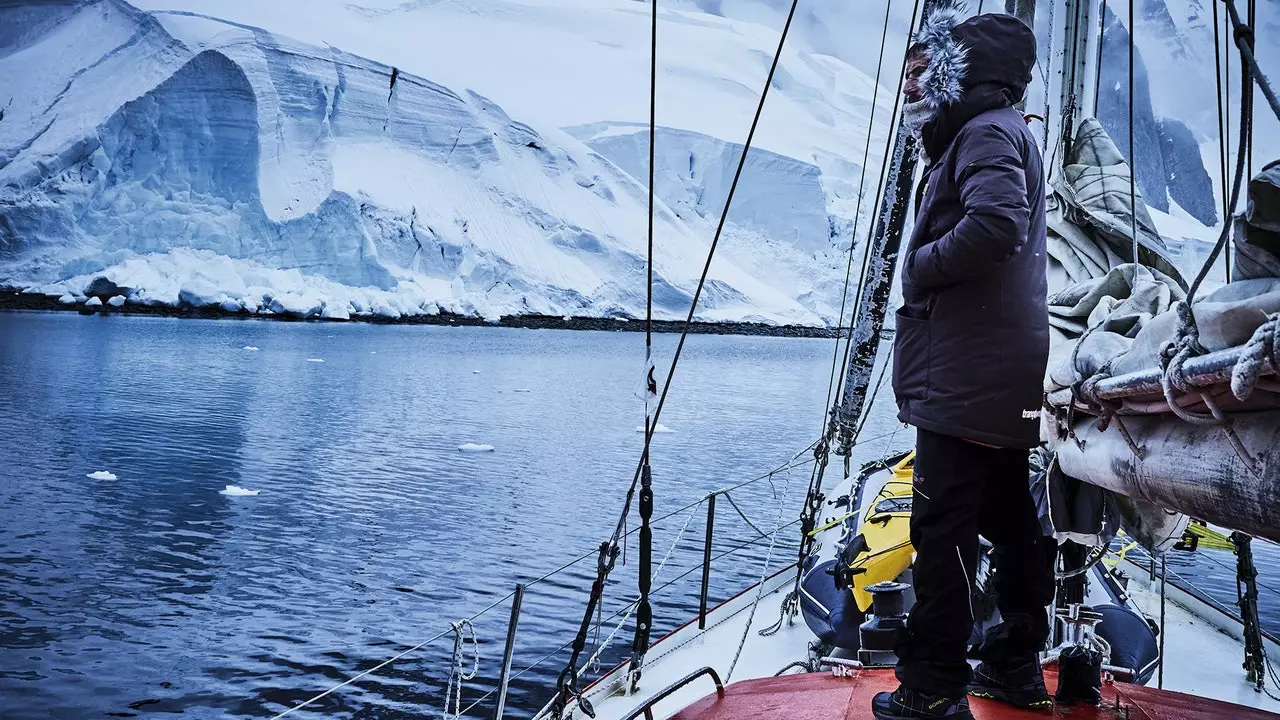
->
<box><xmin>968</xmin><ymin>657</ymin><xmax>1052</xmax><ymax>710</ymax></box>
<box><xmin>872</xmin><ymin>687</ymin><xmax>974</xmax><ymax>719</ymax></box>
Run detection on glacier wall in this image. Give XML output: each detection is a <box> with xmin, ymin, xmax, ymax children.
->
<box><xmin>571</xmin><ymin>124</ymin><xmax>833</xmax><ymax>252</ymax></box>
<box><xmin>0</xmin><ymin>0</ymin><xmax>854</xmax><ymax>325</ymax></box>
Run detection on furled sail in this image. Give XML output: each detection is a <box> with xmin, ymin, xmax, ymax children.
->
<box><xmin>1042</xmin><ymin>122</ymin><xmax>1280</xmax><ymax>544</ymax></box>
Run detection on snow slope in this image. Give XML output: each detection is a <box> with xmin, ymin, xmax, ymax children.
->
<box><xmin>0</xmin><ymin>0</ymin><xmax>909</xmax><ymax>325</ymax></box>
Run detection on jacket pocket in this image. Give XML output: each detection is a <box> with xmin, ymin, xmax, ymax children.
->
<box><xmin>892</xmin><ymin>307</ymin><xmax>931</xmax><ymax>402</ymax></box>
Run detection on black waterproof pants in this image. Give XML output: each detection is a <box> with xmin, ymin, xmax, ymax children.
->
<box><xmin>895</xmin><ymin>428</ymin><xmax>1055</xmax><ymax>697</ymax></box>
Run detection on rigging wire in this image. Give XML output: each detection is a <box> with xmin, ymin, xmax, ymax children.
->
<box><xmin>833</xmin><ymin>0</ymin><xmax>922</xmax><ymax>436</ymax></box>
<box><xmin>1224</xmin><ymin>0</ymin><xmax>1280</xmax><ymax>122</ymax></box>
<box><xmin>530</xmin><ymin>518</ymin><xmax>805</xmax><ymax>720</ymax></box>
<box><xmin>821</xmin><ymin>0</ymin><xmax>897</xmax><ymax>438</ymax></box>
<box><xmin>1093</xmin><ymin>0</ymin><xmax>1109</xmax><ymax>116</ymax></box>
<box><xmin>1187</xmin><ymin>0</ymin><xmax>1257</xmax><ymax>301</ymax></box>
<box><xmin>1213</xmin><ymin>0</ymin><xmax>1231</xmax><ymax>257</ymax></box>
<box><xmin>854</xmin><ymin>347</ymin><xmax>895</xmax><ymax>440</ymax></box>
<box><xmin>725</xmin><ymin>458</ymin><xmax>800</xmax><ymax>681</ymax></box>
<box><xmin>603</xmin><ymin>0</ymin><xmax>804</xmax><ymax>555</ymax></box>
<box><xmin>548</xmin><ymin>3</ymin><xmax>807</xmax><ymax>711</ymax></box>
<box><xmin>787</xmin><ymin>0</ymin><xmax>923</xmax><ymax>632</ymax></box>
<box><xmin>629</xmin><ymin>0</ymin><xmax>661</xmax><ymax>689</ymax></box>
<box><xmin>1127</xmin><ymin>0</ymin><xmax>1139</xmax><ymax>266</ymax></box>
<box><xmin>1247</xmin><ymin>0</ymin><xmax>1256</xmax><ymax>182</ymax></box>
<box><xmin>1227</xmin><ymin>0</ymin><xmax>1233</xmax><ymax>212</ymax></box>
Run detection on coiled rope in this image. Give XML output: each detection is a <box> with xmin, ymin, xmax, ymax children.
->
<box><xmin>443</xmin><ymin>620</ymin><xmax>480</xmax><ymax>720</ymax></box>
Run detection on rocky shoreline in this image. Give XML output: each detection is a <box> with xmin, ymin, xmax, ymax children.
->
<box><xmin>0</xmin><ymin>289</ymin><xmax>843</xmax><ymax>339</ymax></box>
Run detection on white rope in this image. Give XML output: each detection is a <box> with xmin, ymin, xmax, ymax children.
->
<box><xmin>1231</xmin><ymin>312</ymin><xmax>1280</xmax><ymax>400</ymax></box>
<box><xmin>443</xmin><ymin>619</ymin><xmax>480</xmax><ymax>720</ymax></box>
<box><xmin>726</xmin><ymin>461</ymin><xmax>798</xmax><ymax>681</ymax></box>
<box><xmin>599</xmin><ymin>498</ymin><xmax>705</xmax><ymax>684</ymax></box>
<box><xmin>267</xmin><ymin>590</ymin><xmax>513</xmax><ymax>719</ymax></box>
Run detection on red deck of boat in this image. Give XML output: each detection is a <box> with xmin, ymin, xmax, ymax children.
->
<box><xmin>670</xmin><ymin>667</ymin><xmax>1280</xmax><ymax>719</ymax></box>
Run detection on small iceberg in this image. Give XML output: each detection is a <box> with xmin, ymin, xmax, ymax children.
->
<box><xmin>457</xmin><ymin>443</ymin><xmax>496</xmax><ymax>453</ymax></box>
<box><xmin>472</xmin><ymin>370</ymin><xmax>481</xmax><ymax>374</ymax></box>
<box><xmin>635</xmin><ymin>423</ymin><xmax>675</xmax><ymax>434</ymax></box>
<box><xmin>107</xmin><ymin>295</ymin><xmax>126</xmax><ymax>307</ymax></box>
<box><xmin>306</xmin><ymin>358</ymin><xmax>325</xmax><ymax>363</ymax></box>
<box><xmin>84</xmin><ymin>297</ymin><xmax>103</xmax><ymax>307</ymax></box>
<box><xmin>243</xmin><ymin>346</ymin><xmax>260</xmax><ymax>351</ymax></box>
<box><xmin>220</xmin><ymin>485</ymin><xmax>260</xmax><ymax>496</ymax></box>
<box><xmin>87</xmin><ymin>470</ymin><xmax>117</xmax><ymax>481</ymax></box>
<box><xmin>58</xmin><ymin>294</ymin><xmax>77</xmax><ymax>305</ymax></box>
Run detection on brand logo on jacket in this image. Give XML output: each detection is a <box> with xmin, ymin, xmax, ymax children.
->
<box><xmin>1022</xmin><ymin>409</ymin><xmax>1040</xmax><ymax>420</ymax></box>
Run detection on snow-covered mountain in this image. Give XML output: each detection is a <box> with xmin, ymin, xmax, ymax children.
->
<box><xmin>0</xmin><ymin>0</ymin><xmax>1274</xmax><ymax>323</ymax></box>
<box><xmin>0</xmin><ymin>0</ymin><xmax>909</xmax><ymax>324</ymax></box>
<box><xmin>1091</xmin><ymin>0</ymin><xmax>1280</xmax><ymax>230</ymax></box>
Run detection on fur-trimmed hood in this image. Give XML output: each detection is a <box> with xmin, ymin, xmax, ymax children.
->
<box><xmin>910</xmin><ymin>7</ymin><xmax>1037</xmax><ymax>160</ymax></box>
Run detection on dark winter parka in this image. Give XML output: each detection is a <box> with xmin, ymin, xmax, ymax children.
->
<box><xmin>892</xmin><ymin>10</ymin><xmax>1049</xmax><ymax>448</ymax></box>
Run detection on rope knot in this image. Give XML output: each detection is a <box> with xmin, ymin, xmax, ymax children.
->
<box><xmin>1159</xmin><ymin>301</ymin><xmax>1221</xmax><ymax>424</ymax></box>
<box><xmin>1231</xmin><ymin>313</ymin><xmax>1280</xmax><ymax>400</ymax></box>
<box><xmin>1234</xmin><ymin>23</ymin><xmax>1255</xmax><ymax>50</ymax></box>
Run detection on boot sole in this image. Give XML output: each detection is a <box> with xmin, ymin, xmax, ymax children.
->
<box><xmin>872</xmin><ymin>711</ymin><xmax>976</xmax><ymax>720</ymax></box>
<box><xmin>968</xmin><ymin>684</ymin><xmax>1053</xmax><ymax>711</ymax></box>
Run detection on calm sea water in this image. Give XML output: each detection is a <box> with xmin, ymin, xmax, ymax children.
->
<box><xmin>0</xmin><ymin>311</ymin><xmax>1276</xmax><ymax>719</ymax></box>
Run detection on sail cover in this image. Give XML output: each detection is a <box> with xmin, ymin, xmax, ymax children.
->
<box><xmin>1040</xmin><ymin>120</ymin><xmax>1280</xmax><ymax>544</ymax></box>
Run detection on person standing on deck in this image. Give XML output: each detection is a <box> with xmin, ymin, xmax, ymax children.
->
<box><xmin>873</xmin><ymin>7</ymin><xmax>1055</xmax><ymax>720</ymax></box>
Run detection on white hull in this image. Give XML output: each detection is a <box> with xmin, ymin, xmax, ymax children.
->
<box><xmin>569</xmin><ymin>557</ymin><xmax>1280</xmax><ymax>720</ymax></box>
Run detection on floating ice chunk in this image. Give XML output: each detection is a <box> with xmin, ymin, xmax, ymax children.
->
<box><xmin>220</xmin><ymin>485</ymin><xmax>260</xmax><ymax>496</ymax></box>
<box><xmin>635</xmin><ymin>423</ymin><xmax>675</xmax><ymax>434</ymax></box>
<box><xmin>370</xmin><ymin>351</ymin><xmax>377</xmax><ymax>354</ymax></box>
<box><xmin>514</xmin><ymin>388</ymin><xmax>531</xmax><ymax>393</ymax></box>
<box><xmin>563</xmin><ymin>315</ymin><xmax>572</xmax><ymax>322</ymax></box>
<box><xmin>306</xmin><ymin>358</ymin><xmax>325</xmax><ymax>363</ymax></box>
<box><xmin>84</xmin><ymin>297</ymin><xmax>103</xmax><ymax>307</ymax></box>
<box><xmin>472</xmin><ymin>370</ymin><xmax>481</xmax><ymax>374</ymax></box>
<box><xmin>243</xmin><ymin>346</ymin><xmax>260</xmax><ymax>351</ymax></box>
<box><xmin>457</xmin><ymin>443</ymin><xmax>496</xmax><ymax>453</ymax></box>
<box><xmin>87</xmin><ymin>470</ymin><xmax>117</xmax><ymax>480</ymax></box>
<box><xmin>107</xmin><ymin>295</ymin><xmax>126</xmax><ymax>307</ymax></box>
<box><xmin>58</xmin><ymin>294</ymin><xmax>77</xmax><ymax>305</ymax></box>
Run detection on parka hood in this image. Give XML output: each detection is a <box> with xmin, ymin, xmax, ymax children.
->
<box><xmin>910</xmin><ymin>6</ymin><xmax>1037</xmax><ymax>160</ymax></box>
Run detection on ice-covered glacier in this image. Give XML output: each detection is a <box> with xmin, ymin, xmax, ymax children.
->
<box><xmin>1</xmin><ymin>0</ymin><xmax>890</xmax><ymax>325</ymax></box>
<box><xmin>3</xmin><ymin>0</ymin><xmax>1269</xmax><ymax>324</ymax></box>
